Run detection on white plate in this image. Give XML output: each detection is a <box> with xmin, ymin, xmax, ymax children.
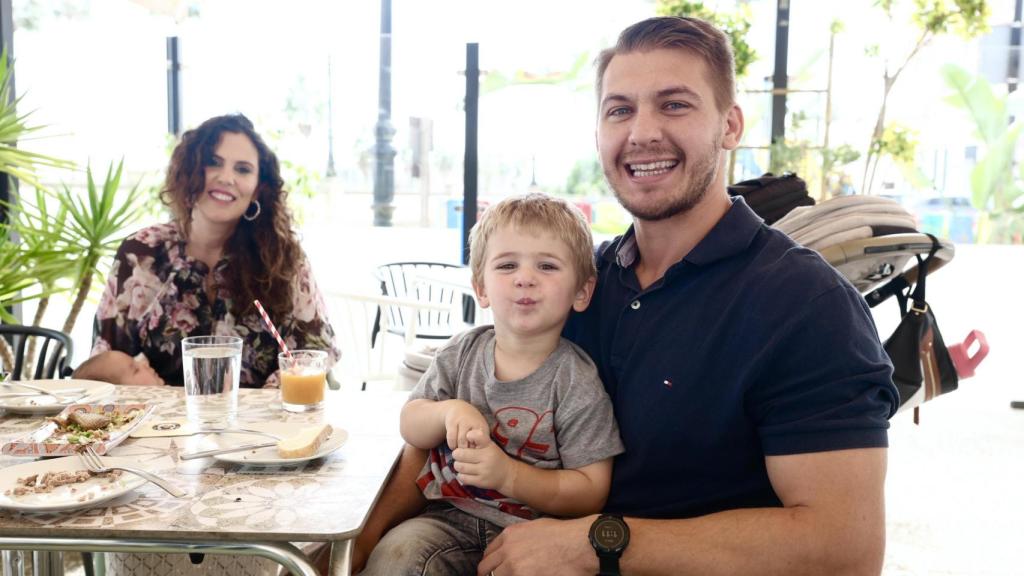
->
<box><xmin>0</xmin><ymin>455</ymin><xmax>147</xmax><ymax>512</ymax></box>
<box><xmin>0</xmin><ymin>380</ymin><xmax>116</xmax><ymax>415</ymax></box>
<box><xmin>211</xmin><ymin>423</ymin><xmax>348</xmax><ymax>465</ymax></box>
<box><xmin>2</xmin><ymin>403</ymin><xmax>154</xmax><ymax>457</ymax></box>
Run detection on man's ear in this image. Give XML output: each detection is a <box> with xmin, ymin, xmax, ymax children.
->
<box><xmin>722</xmin><ymin>104</ymin><xmax>744</xmax><ymax>151</ymax></box>
<box><xmin>572</xmin><ymin>275</ymin><xmax>597</xmax><ymax>312</ymax></box>
<box><xmin>472</xmin><ymin>277</ymin><xmax>491</xmax><ymax>309</ymax></box>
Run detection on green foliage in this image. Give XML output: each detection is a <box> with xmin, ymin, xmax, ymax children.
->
<box><xmin>482</xmin><ymin>52</ymin><xmax>593</xmax><ymax>94</ymax></box>
<box><xmin>564</xmin><ymin>158</ymin><xmax>608</xmax><ymax>197</ymax></box>
<box><xmin>54</xmin><ymin>160</ymin><xmax>147</xmax><ymax>333</ymax></box>
<box><xmin>871</xmin><ymin>124</ymin><xmax>918</xmax><ymax>165</ymax></box>
<box><xmin>655</xmin><ymin>1</ymin><xmax>757</xmax><ymax>78</ymax></box>
<box><xmin>942</xmin><ymin>63</ymin><xmax>1024</xmax><ymax>243</ymax></box>
<box><xmin>912</xmin><ymin>0</ymin><xmax>990</xmax><ymax>37</ymax></box>
<box><xmin>860</xmin><ymin>0</ymin><xmax>989</xmax><ymax>194</ymax></box>
<box><xmin>822</xmin><ymin>144</ymin><xmax>861</xmax><ymax>172</ymax></box>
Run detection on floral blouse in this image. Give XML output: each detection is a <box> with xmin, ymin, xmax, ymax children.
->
<box><xmin>91</xmin><ymin>222</ymin><xmax>339</xmax><ymax>388</ymax></box>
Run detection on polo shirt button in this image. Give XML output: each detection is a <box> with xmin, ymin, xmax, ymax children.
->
<box><xmin>630</xmin><ymin>300</ymin><xmax>641</xmax><ymax>310</ymax></box>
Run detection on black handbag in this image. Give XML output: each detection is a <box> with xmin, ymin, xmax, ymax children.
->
<box><xmin>877</xmin><ymin>235</ymin><xmax>958</xmax><ymax>423</ymax></box>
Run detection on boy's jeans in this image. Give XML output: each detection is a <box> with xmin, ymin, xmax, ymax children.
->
<box><xmin>361</xmin><ymin>501</ymin><xmax>503</xmax><ymax>576</ymax></box>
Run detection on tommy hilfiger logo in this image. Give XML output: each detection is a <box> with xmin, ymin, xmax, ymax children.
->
<box><xmin>663</xmin><ymin>379</ymin><xmax>673</xmax><ymax>389</ymax></box>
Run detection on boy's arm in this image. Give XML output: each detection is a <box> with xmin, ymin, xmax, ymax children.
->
<box><xmin>400</xmin><ymin>398</ymin><xmax>489</xmax><ymax>450</ymax></box>
<box><xmin>454</xmin><ymin>430</ymin><xmax>612</xmax><ymax>517</ymax></box>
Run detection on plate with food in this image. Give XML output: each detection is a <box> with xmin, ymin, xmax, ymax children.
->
<box><xmin>211</xmin><ymin>422</ymin><xmax>347</xmax><ymax>465</ymax></box>
<box><xmin>0</xmin><ymin>455</ymin><xmax>148</xmax><ymax>512</ymax></box>
<box><xmin>1</xmin><ymin>403</ymin><xmax>154</xmax><ymax>457</ymax></box>
<box><xmin>0</xmin><ymin>379</ymin><xmax>116</xmax><ymax>415</ymax></box>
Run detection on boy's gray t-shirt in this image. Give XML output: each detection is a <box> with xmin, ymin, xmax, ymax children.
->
<box><xmin>409</xmin><ymin>325</ymin><xmax>624</xmax><ymax>526</ymax></box>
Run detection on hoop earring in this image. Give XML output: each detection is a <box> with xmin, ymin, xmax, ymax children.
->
<box><xmin>243</xmin><ymin>200</ymin><xmax>261</xmax><ymax>221</ymax></box>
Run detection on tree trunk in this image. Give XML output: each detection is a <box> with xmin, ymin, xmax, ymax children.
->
<box><xmin>22</xmin><ymin>294</ymin><xmax>49</xmax><ymax>379</ymax></box>
<box><xmin>821</xmin><ymin>28</ymin><xmax>836</xmax><ymax>199</ymax></box>
<box><xmin>0</xmin><ymin>338</ymin><xmax>14</xmax><ymax>376</ymax></box>
<box><xmin>861</xmin><ymin>30</ymin><xmax>930</xmax><ymax>195</ymax></box>
<box><xmin>63</xmin><ymin>256</ymin><xmax>98</xmax><ymax>336</ymax></box>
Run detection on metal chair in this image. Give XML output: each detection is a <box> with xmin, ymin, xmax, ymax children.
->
<box><xmin>326</xmin><ymin>290</ymin><xmax>453</xmax><ymax>391</ymax></box>
<box><xmin>0</xmin><ymin>324</ymin><xmax>74</xmax><ymax>380</ymax></box>
<box><xmin>0</xmin><ymin>324</ymin><xmax>85</xmax><ymax>574</ymax></box>
<box><xmin>375</xmin><ymin>262</ymin><xmax>465</xmax><ymax>340</ymax></box>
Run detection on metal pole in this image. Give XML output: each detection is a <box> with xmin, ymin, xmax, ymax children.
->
<box><xmin>372</xmin><ymin>0</ymin><xmax>396</xmax><ymax>226</ymax></box>
<box><xmin>0</xmin><ymin>0</ymin><xmax>21</xmax><ymax>324</ymax></box>
<box><xmin>0</xmin><ymin>0</ymin><xmax>14</xmax><ymax>226</ymax></box>
<box><xmin>166</xmin><ymin>36</ymin><xmax>182</xmax><ymax>136</ymax></box>
<box><xmin>1009</xmin><ymin>0</ymin><xmax>1022</xmax><ymax>94</ymax></box>
<box><xmin>770</xmin><ymin>0</ymin><xmax>790</xmax><ymax>144</ymax></box>
<box><xmin>326</xmin><ymin>54</ymin><xmax>336</xmax><ymax>177</ymax></box>
<box><xmin>462</xmin><ymin>43</ymin><xmax>479</xmax><ymax>266</ymax></box>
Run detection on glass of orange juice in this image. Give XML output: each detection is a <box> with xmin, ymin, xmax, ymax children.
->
<box><xmin>278</xmin><ymin>350</ymin><xmax>328</xmax><ymax>412</ymax></box>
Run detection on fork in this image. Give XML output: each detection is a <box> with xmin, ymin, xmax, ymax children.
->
<box><xmin>79</xmin><ymin>445</ymin><xmax>186</xmax><ymax>498</ymax></box>
<box><xmin>0</xmin><ymin>380</ymin><xmax>86</xmax><ymax>400</ymax></box>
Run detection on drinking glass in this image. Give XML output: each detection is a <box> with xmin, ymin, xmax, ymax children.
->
<box><xmin>182</xmin><ymin>335</ymin><xmax>243</xmax><ymax>425</ymax></box>
<box><xmin>278</xmin><ymin>350</ymin><xmax>328</xmax><ymax>412</ymax></box>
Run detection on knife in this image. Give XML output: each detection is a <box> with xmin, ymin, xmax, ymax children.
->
<box><xmin>180</xmin><ymin>441</ymin><xmax>278</xmax><ymax>460</ymax></box>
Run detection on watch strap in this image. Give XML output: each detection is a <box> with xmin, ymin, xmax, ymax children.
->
<box><xmin>597</xmin><ymin>552</ymin><xmax>621</xmax><ymax>576</ymax></box>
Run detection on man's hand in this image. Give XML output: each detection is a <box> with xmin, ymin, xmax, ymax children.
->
<box><xmin>443</xmin><ymin>400</ymin><xmax>489</xmax><ymax>449</ymax></box>
<box><xmin>478</xmin><ymin>516</ymin><xmax>596</xmax><ymax>576</ymax></box>
<box><xmin>452</xmin><ymin>429</ymin><xmax>515</xmax><ymax>492</ymax></box>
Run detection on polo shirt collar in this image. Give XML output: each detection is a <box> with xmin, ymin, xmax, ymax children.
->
<box><xmin>602</xmin><ymin>196</ymin><xmax>763</xmax><ymax>270</ymax></box>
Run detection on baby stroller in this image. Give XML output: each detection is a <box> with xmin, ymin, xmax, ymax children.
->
<box><xmin>731</xmin><ymin>175</ymin><xmax>989</xmax><ymax>415</ymax></box>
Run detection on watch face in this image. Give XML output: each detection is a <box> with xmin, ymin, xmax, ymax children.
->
<box><xmin>591</xmin><ymin>516</ymin><xmax>629</xmax><ymax>551</ymax></box>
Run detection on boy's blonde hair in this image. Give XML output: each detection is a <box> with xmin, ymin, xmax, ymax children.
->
<box><xmin>469</xmin><ymin>193</ymin><xmax>597</xmax><ymax>290</ymax></box>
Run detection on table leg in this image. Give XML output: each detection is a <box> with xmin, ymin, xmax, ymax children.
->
<box><xmin>2</xmin><ymin>551</ymin><xmax>25</xmax><ymax>576</ymax></box>
<box><xmin>30</xmin><ymin>551</ymin><xmax>62</xmax><ymax>576</ymax></box>
<box><xmin>328</xmin><ymin>540</ymin><xmax>353</xmax><ymax>576</ymax></box>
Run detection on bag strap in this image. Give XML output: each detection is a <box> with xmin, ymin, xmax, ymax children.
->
<box><xmin>907</xmin><ymin>233</ymin><xmax>941</xmax><ymax>314</ymax></box>
<box><xmin>865</xmin><ymin>233</ymin><xmax>941</xmax><ymax>312</ymax></box>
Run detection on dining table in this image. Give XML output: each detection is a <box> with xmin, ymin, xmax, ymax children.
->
<box><xmin>0</xmin><ymin>384</ymin><xmax>408</xmax><ymax>576</ymax></box>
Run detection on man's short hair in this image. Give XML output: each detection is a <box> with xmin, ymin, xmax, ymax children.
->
<box><xmin>469</xmin><ymin>193</ymin><xmax>596</xmax><ymax>290</ymax></box>
<box><xmin>595</xmin><ymin>16</ymin><xmax>736</xmax><ymax>112</ymax></box>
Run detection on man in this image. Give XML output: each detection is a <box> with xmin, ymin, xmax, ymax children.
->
<box><xmin>356</xmin><ymin>16</ymin><xmax>898</xmax><ymax>576</ymax></box>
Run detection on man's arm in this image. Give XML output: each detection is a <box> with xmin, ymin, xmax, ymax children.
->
<box><xmin>479</xmin><ymin>447</ymin><xmax>888</xmax><ymax>576</ymax></box>
<box><xmin>351</xmin><ymin>444</ymin><xmax>429</xmax><ymax>573</ymax></box>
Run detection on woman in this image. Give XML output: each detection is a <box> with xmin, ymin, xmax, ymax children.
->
<box><xmin>80</xmin><ymin>113</ymin><xmax>338</xmax><ymax>387</ymax></box>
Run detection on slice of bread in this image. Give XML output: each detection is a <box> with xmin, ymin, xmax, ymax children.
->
<box><xmin>276</xmin><ymin>424</ymin><xmax>333</xmax><ymax>459</ymax></box>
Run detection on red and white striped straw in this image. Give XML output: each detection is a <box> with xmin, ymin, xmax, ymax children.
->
<box><xmin>253</xmin><ymin>299</ymin><xmax>293</xmax><ymax>360</ymax></box>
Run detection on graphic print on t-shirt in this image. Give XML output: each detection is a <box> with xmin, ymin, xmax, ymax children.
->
<box><xmin>415</xmin><ymin>404</ymin><xmax>557</xmax><ymax>522</ymax></box>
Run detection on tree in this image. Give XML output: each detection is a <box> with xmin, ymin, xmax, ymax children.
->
<box><xmin>655</xmin><ymin>1</ymin><xmax>757</xmax><ymax>79</ymax></box>
<box><xmin>860</xmin><ymin>0</ymin><xmax>989</xmax><ymax>195</ymax></box>
<box><xmin>942</xmin><ymin>63</ymin><xmax>1024</xmax><ymax>243</ymax></box>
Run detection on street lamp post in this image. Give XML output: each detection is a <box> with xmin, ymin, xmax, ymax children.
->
<box><xmin>372</xmin><ymin>0</ymin><xmax>396</xmax><ymax>226</ymax></box>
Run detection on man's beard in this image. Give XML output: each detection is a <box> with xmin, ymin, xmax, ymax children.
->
<box><xmin>609</xmin><ymin>134</ymin><xmax>722</xmax><ymax>222</ymax></box>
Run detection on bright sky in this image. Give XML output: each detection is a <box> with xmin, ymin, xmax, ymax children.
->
<box><xmin>10</xmin><ymin>0</ymin><xmax>1014</xmax><ymax>199</ymax></box>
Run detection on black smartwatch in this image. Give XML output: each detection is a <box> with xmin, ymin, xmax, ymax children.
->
<box><xmin>589</xmin><ymin>514</ymin><xmax>630</xmax><ymax>575</ymax></box>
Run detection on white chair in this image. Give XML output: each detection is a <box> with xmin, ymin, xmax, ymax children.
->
<box><xmin>326</xmin><ymin>291</ymin><xmax>455</xmax><ymax>391</ymax></box>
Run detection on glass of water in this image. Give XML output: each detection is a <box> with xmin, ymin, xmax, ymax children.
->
<box><xmin>182</xmin><ymin>335</ymin><xmax>243</xmax><ymax>426</ymax></box>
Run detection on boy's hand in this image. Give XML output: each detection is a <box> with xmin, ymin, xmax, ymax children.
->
<box><xmin>443</xmin><ymin>400</ymin><xmax>489</xmax><ymax>449</ymax></box>
<box><xmin>453</xmin><ymin>429</ymin><xmax>515</xmax><ymax>494</ymax></box>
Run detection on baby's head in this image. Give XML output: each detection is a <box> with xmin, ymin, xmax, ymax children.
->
<box><xmin>75</xmin><ymin>351</ymin><xmax>165</xmax><ymax>386</ymax></box>
<box><xmin>469</xmin><ymin>193</ymin><xmax>597</xmax><ymax>325</ymax></box>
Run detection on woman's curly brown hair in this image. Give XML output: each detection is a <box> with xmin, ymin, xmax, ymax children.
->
<box><xmin>161</xmin><ymin>113</ymin><xmax>302</xmax><ymax>319</ymax></box>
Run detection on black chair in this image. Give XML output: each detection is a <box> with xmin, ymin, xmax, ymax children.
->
<box><xmin>0</xmin><ymin>324</ymin><xmax>74</xmax><ymax>380</ymax></box>
<box><xmin>0</xmin><ymin>324</ymin><xmax>85</xmax><ymax>573</ymax></box>
<box><xmin>375</xmin><ymin>262</ymin><xmax>463</xmax><ymax>341</ymax></box>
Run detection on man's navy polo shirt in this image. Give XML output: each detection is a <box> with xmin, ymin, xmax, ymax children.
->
<box><xmin>565</xmin><ymin>198</ymin><xmax>898</xmax><ymax>519</ymax></box>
